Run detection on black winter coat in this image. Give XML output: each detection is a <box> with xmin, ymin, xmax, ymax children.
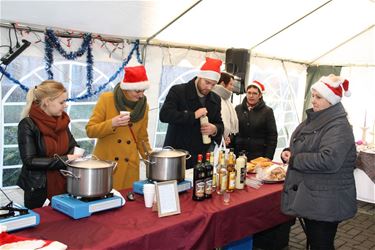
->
<box><xmin>234</xmin><ymin>98</ymin><xmax>277</xmax><ymax>160</ymax></box>
<box><xmin>160</xmin><ymin>78</ymin><xmax>224</xmax><ymax>169</ymax></box>
<box><xmin>17</xmin><ymin>117</ymin><xmax>77</xmax><ymax>201</ymax></box>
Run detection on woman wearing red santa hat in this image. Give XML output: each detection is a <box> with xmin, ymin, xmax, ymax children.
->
<box><xmin>86</xmin><ymin>65</ymin><xmax>152</xmax><ymax>190</ymax></box>
<box><xmin>281</xmin><ymin>74</ymin><xmax>357</xmax><ymax>250</ymax></box>
<box><xmin>234</xmin><ymin>80</ymin><xmax>278</xmax><ymax>161</ymax></box>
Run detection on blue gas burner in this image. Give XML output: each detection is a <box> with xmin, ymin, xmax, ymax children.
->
<box><xmin>133</xmin><ymin>179</ymin><xmax>192</xmax><ymax>195</ymax></box>
<box><xmin>51</xmin><ymin>193</ymin><xmax>124</xmax><ymax>219</ymax></box>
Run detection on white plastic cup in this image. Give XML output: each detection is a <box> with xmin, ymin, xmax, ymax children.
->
<box><xmin>120</xmin><ymin>111</ymin><xmax>130</xmax><ymax>117</ymax></box>
<box><xmin>143</xmin><ymin>183</ymin><xmax>155</xmax><ymax>192</ymax></box>
<box><xmin>73</xmin><ymin>146</ymin><xmax>85</xmax><ymax>157</ymax></box>
<box><xmin>144</xmin><ymin>191</ymin><xmax>155</xmax><ymax>208</ymax></box>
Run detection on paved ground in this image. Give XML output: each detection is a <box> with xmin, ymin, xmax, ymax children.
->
<box><xmin>288</xmin><ymin>201</ymin><xmax>375</xmax><ymax>250</ymax></box>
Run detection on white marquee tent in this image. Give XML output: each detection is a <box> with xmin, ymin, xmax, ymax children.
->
<box><xmin>1</xmin><ymin>0</ymin><xmax>375</xmax><ymax>66</ymax></box>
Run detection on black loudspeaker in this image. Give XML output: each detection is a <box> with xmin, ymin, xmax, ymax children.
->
<box><xmin>225</xmin><ymin>48</ymin><xmax>249</xmax><ymax>94</ymax></box>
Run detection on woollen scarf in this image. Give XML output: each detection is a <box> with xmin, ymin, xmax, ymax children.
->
<box><xmin>29</xmin><ymin>103</ymin><xmax>70</xmax><ymax>199</ymax></box>
<box><xmin>113</xmin><ymin>83</ymin><xmax>147</xmax><ymax>123</ymax></box>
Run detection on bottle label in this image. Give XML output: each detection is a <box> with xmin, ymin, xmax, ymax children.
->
<box><xmin>240</xmin><ymin>167</ymin><xmax>246</xmax><ymax>183</ymax></box>
<box><xmin>205</xmin><ymin>179</ymin><xmax>212</xmax><ymax>195</ymax></box>
<box><xmin>220</xmin><ymin>176</ymin><xmax>227</xmax><ymax>192</ymax></box>
<box><xmin>228</xmin><ymin>172</ymin><xmax>236</xmax><ymax>189</ymax></box>
<box><xmin>195</xmin><ymin>180</ymin><xmax>205</xmax><ymax>198</ymax></box>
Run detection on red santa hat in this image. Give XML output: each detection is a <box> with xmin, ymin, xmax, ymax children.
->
<box><xmin>196</xmin><ymin>57</ymin><xmax>222</xmax><ymax>82</ymax></box>
<box><xmin>121</xmin><ymin>65</ymin><xmax>150</xmax><ymax>90</ymax></box>
<box><xmin>249</xmin><ymin>80</ymin><xmax>265</xmax><ymax>93</ymax></box>
<box><xmin>0</xmin><ymin>231</ymin><xmax>67</xmax><ymax>249</ymax></box>
<box><xmin>311</xmin><ymin>74</ymin><xmax>351</xmax><ymax>105</ymax></box>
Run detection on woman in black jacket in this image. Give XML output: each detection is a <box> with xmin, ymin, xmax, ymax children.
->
<box><xmin>234</xmin><ymin>81</ymin><xmax>277</xmax><ymax>160</ymax></box>
<box><xmin>17</xmin><ymin>80</ymin><xmax>79</xmax><ymax>209</ymax></box>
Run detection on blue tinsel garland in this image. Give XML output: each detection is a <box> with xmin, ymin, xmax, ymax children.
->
<box><xmin>44</xmin><ymin>29</ymin><xmax>93</xmax><ymax>93</ymax></box>
<box><xmin>0</xmin><ymin>40</ymin><xmax>141</xmax><ymax>101</ymax></box>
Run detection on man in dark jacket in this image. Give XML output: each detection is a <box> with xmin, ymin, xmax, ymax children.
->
<box><xmin>160</xmin><ymin>57</ymin><xmax>224</xmax><ymax>169</ymax></box>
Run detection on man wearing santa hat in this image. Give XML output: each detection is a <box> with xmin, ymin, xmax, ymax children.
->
<box><xmin>281</xmin><ymin>74</ymin><xmax>357</xmax><ymax>250</ymax></box>
<box><xmin>160</xmin><ymin>57</ymin><xmax>224</xmax><ymax>169</ymax></box>
<box><xmin>86</xmin><ymin>65</ymin><xmax>152</xmax><ymax>190</ymax></box>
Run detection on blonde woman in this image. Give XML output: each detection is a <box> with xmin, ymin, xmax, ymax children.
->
<box><xmin>17</xmin><ymin>80</ymin><xmax>79</xmax><ymax>209</ymax></box>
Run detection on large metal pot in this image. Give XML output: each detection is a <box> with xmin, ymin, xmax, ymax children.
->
<box><xmin>59</xmin><ymin>155</ymin><xmax>117</xmax><ymax>198</ymax></box>
<box><xmin>144</xmin><ymin>147</ymin><xmax>190</xmax><ymax>181</ymax></box>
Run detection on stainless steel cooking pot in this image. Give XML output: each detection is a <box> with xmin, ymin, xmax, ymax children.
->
<box><xmin>58</xmin><ymin>155</ymin><xmax>117</xmax><ymax>198</ymax></box>
<box><xmin>143</xmin><ymin>147</ymin><xmax>191</xmax><ymax>181</ymax></box>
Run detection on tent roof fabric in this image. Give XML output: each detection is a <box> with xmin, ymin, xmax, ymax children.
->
<box><xmin>1</xmin><ymin>0</ymin><xmax>374</xmax><ymax>66</ymax></box>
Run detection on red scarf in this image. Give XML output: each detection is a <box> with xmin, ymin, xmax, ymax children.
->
<box><xmin>29</xmin><ymin>103</ymin><xmax>70</xmax><ymax>199</ymax></box>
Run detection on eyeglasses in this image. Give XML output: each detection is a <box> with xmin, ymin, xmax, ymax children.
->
<box><xmin>247</xmin><ymin>91</ymin><xmax>259</xmax><ymax>96</ymax></box>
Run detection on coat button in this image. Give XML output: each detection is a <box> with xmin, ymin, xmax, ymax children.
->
<box><xmin>125</xmin><ymin>158</ymin><xmax>129</xmax><ymax>162</ymax></box>
<box><xmin>127</xmin><ymin>140</ymin><xmax>131</xmax><ymax>144</ymax></box>
<box><xmin>292</xmin><ymin>184</ymin><xmax>298</xmax><ymax>191</ymax></box>
<box><xmin>114</xmin><ymin>157</ymin><xmax>119</xmax><ymax>161</ymax></box>
<box><xmin>117</xmin><ymin>139</ymin><xmax>122</xmax><ymax>143</ymax></box>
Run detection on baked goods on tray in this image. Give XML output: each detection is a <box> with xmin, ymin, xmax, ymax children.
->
<box><xmin>250</xmin><ymin>157</ymin><xmax>273</xmax><ymax>168</ymax></box>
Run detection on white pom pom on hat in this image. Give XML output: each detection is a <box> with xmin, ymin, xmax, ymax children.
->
<box><xmin>311</xmin><ymin>74</ymin><xmax>351</xmax><ymax>105</ymax></box>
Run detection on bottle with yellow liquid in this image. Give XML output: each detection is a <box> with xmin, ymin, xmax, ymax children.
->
<box><xmin>227</xmin><ymin>152</ymin><xmax>236</xmax><ymax>192</ymax></box>
<box><xmin>218</xmin><ymin>151</ymin><xmax>228</xmax><ymax>195</ymax></box>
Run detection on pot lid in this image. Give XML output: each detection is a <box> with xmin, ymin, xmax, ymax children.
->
<box><xmin>68</xmin><ymin>158</ymin><xmax>114</xmax><ymax>169</ymax></box>
<box><xmin>151</xmin><ymin>149</ymin><xmax>187</xmax><ymax>158</ymax></box>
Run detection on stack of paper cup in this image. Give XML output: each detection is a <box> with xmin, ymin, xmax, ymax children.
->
<box><xmin>143</xmin><ymin>184</ymin><xmax>155</xmax><ymax>208</ymax></box>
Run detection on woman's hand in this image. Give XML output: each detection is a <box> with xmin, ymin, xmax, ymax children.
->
<box><xmin>281</xmin><ymin>150</ymin><xmax>291</xmax><ymax>164</ymax></box>
<box><xmin>67</xmin><ymin>154</ymin><xmax>81</xmax><ymax>161</ymax></box>
<box><xmin>224</xmin><ymin>136</ymin><xmax>231</xmax><ymax>146</ymax></box>
<box><xmin>112</xmin><ymin>114</ymin><xmax>131</xmax><ymax>127</ymax></box>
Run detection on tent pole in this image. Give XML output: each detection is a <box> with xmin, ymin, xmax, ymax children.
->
<box><xmin>309</xmin><ymin>25</ymin><xmax>375</xmax><ymax>65</ymax></box>
<box><xmin>145</xmin><ymin>0</ymin><xmax>203</xmax><ymax>44</ymax></box>
<box><xmin>249</xmin><ymin>0</ymin><xmax>333</xmax><ymax>50</ymax></box>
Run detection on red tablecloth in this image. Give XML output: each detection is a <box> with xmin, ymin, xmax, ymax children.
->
<box><xmin>14</xmin><ymin>184</ymin><xmax>291</xmax><ymax>250</ymax></box>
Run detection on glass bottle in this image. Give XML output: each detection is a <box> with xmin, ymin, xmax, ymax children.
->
<box><xmin>218</xmin><ymin>151</ymin><xmax>228</xmax><ymax>195</ymax></box>
<box><xmin>204</xmin><ymin>152</ymin><xmax>213</xmax><ymax>199</ymax></box>
<box><xmin>193</xmin><ymin>154</ymin><xmax>205</xmax><ymax>201</ymax></box>
<box><xmin>235</xmin><ymin>155</ymin><xmax>246</xmax><ymax>189</ymax></box>
<box><xmin>227</xmin><ymin>152</ymin><xmax>236</xmax><ymax>192</ymax></box>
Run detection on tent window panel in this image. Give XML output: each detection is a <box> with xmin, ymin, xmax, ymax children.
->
<box><xmin>69</xmin><ymin>105</ymin><xmax>95</xmax><ymax>119</ymax></box>
<box><xmin>3</xmin><ymin>105</ymin><xmax>23</xmax><ymax>124</ymax></box>
<box><xmin>75</xmin><ymin>140</ymin><xmax>96</xmax><ymax>155</ymax></box>
<box><xmin>70</xmin><ymin>122</ymin><xmax>89</xmax><ymax>139</ymax></box>
<box><xmin>3</xmin><ymin>148</ymin><xmax>22</xmax><ymax>166</ymax></box>
<box><xmin>2</xmin><ymin>168</ymin><xmax>21</xmax><ymax>187</ymax></box>
<box><xmin>4</xmin><ymin>126</ymin><xmax>18</xmax><ymax>145</ymax></box>
<box><xmin>4</xmin><ymin>87</ymin><xmax>27</xmax><ymax>103</ymax></box>
<box><xmin>155</xmin><ymin>134</ymin><xmax>166</xmax><ymax>149</ymax></box>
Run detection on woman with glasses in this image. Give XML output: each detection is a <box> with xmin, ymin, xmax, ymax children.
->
<box><xmin>86</xmin><ymin>65</ymin><xmax>152</xmax><ymax>190</ymax></box>
<box><xmin>234</xmin><ymin>80</ymin><xmax>277</xmax><ymax>161</ymax></box>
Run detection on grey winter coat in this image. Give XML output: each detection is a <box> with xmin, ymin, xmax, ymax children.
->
<box><xmin>281</xmin><ymin>103</ymin><xmax>357</xmax><ymax>222</ymax></box>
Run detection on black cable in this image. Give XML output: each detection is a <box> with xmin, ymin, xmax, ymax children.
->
<box><xmin>12</xmin><ymin>23</ymin><xmax>20</xmax><ymax>48</ymax></box>
<box><xmin>0</xmin><ymin>45</ymin><xmax>11</xmax><ymax>48</ymax></box>
<box><xmin>8</xmin><ymin>28</ymin><xmax>13</xmax><ymax>53</ymax></box>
